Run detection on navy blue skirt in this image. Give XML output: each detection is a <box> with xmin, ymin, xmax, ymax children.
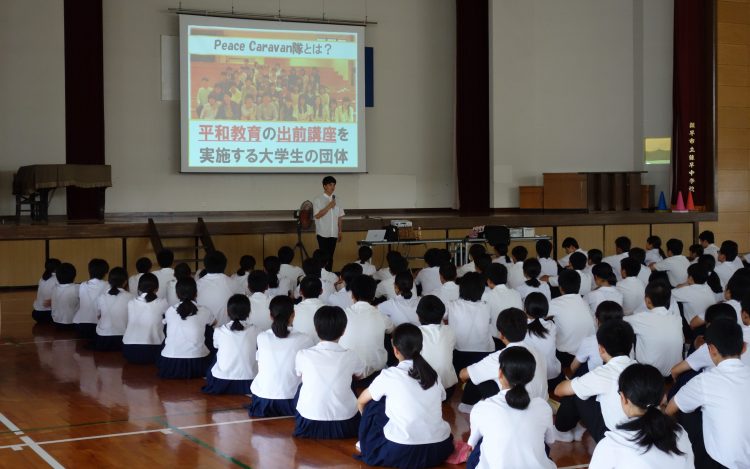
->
<box><xmin>32</xmin><ymin>310</ymin><xmax>52</xmax><ymax>323</ymax></box>
<box><xmin>76</xmin><ymin>323</ymin><xmax>97</xmax><ymax>340</ymax></box>
<box><xmin>357</xmin><ymin>398</ymin><xmax>454</xmax><ymax>469</ymax></box>
<box><xmin>94</xmin><ymin>334</ymin><xmax>123</xmax><ymax>351</ymax></box>
<box><xmin>466</xmin><ymin>437</ymin><xmax>482</xmax><ymax>469</ymax></box>
<box><xmin>53</xmin><ymin>322</ymin><xmax>77</xmax><ymax>330</ymax></box>
<box><xmin>201</xmin><ymin>366</ymin><xmax>252</xmax><ymax>395</ymax></box>
<box><xmin>122</xmin><ymin>344</ymin><xmax>163</xmax><ymax>365</ymax></box>
<box><xmin>158</xmin><ymin>355</ymin><xmax>212</xmax><ymax>379</ymax></box>
<box><xmin>293</xmin><ymin>412</ymin><xmax>360</xmax><ymax>439</ymax></box>
<box><xmin>247</xmin><ymin>394</ymin><xmax>297</xmax><ymax>418</ymax></box>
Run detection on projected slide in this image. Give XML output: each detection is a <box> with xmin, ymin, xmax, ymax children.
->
<box><xmin>180</xmin><ymin>16</ymin><xmax>365</xmax><ymax>173</ymax></box>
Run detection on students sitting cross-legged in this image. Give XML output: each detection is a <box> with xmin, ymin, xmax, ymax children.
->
<box><xmin>292</xmin><ymin>277</ymin><xmax>326</xmax><ymax>344</ymax></box>
<box><xmin>570</xmin><ymin>301</ymin><xmax>626</xmax><ymax>377</ymax></box>
<box><xmin>416</xmin><ymin>295</ymin><xmax>458</xmax><ymax>400</ymax></box>
<box><xmin>327</xmin><ymin>263</ymin><xmax>362</xmax><ymax>310</ymax></box>
<box><xmin>447</xmin><ymin>272</ymin><xmax>495</xmax><ymax>375</ymax></box>
<box><xmin>549</xmin><ymin>270</ymin><xmax>596</xmax><ymax>368</ymax></box>
<box><xmin>523</xmin><ymin>292</ymin><xmax>563</xmax><ymax>389</ymax></box>
<box><xmin>378</xmin><ymin>271</ymin><xmax>420</xmax><ymax>327</ymax></box>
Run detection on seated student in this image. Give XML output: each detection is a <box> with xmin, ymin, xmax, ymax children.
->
<box><xmin>589</xmin><ymin>363</ymin><xmax>694</xmax><ymax>469</ymax></box>
<box><xmin>699</xmin><ymin>230</ymin><xmax>720</xmax><ymax>260</ymax></box>
<box><xmin>715</xmin><ymin>240</ymin><xmax>742</xmax><ymax>289</ymax></box>
<box><xmin>262</xmin><ymin>256</ymin><xmax>291</xmax><ymax>298</ymax></box>
<box><xmin>277</xmin><ymin>246</ymin><xmax>304</xmax><ymax>289</ymax></box>
<box><xmin>696</xmin><ymin>255</ymin><xmax>725</xmax><ymax>303</ymax></box>
<box><xmin>166</xmin><ymin>262</ymin><xmax>191</xmax><ymax>307</ymax></box>
<box><xmin>650</xmin><ymin>238</ymin><xmax>690</xmax><ymax>287</ymax></box>
<box><xmin>688</xmin><ymin>243</ymin><xmax>704</xmax><ymax>264</ymax></box>
<box><xmin>515</xmin><ymin>258</ymin><xmax>552</xmax><ymax>302</ymax></box>
<box><xmin>585</xmin><ymin>263</ymin><xmax>624</xmax><ymax>314</ymax></box>
<box><xmin>602</xmin><ymin>236</ymin><xmax>631</xmax><ymax>281</ymax></box>
<box><xmin>375</xmin><ymin>255</ymin><xmax>415</xmax><ymax>301</ymax></box>
<box><xmin>378</xmin><ymin>272</ymin><xmax>420</xmax><ymax>327</ymax></box>
<box><xmin>436</xmin><ymin>262</ymin><xmax>460</xmax><ymax>304</ymax></box>
<box><xmin>631</xmin><ymin>272</ymin><xmax>682</xmax><ymax>317</ymax></box>
<box><xmin>416</xmin><ymin>295</ymin><xmax>458</xmax><ymax>399</ymax></box>
<box><xmin>507</xmin><ymin>246</ymin><xmax>529</xmax><ymax>289</ymax></box>
<box><xmin>294</xmin><ymin>306</ymin><xmax>365</xmax><ymax>439</ymax></box>
<box><xmin>94</xmin><ymin>267</ymin><xmax>133</xmax><ymax>351</ymax></box>
<box><xmin>447</xmin><ymin>272</ymin><xmax>495</xmax><ymax>374</ymax></box>
<box><xmin>373</xmin><ymin>251</ymin><xmax>401</xmax><ymax>282</ymax></box>
<box><xmin>666</xmin><ymin>319</ymin><xmax>750</xmax><ymax>468</ymax></box>
<box><xmin>481</xmin><ymin>263</ymin><xmax>523</xmax><ymax>329</ymax></box>
<box><xmin>625</xmin><ymin>282</ymin><xmax>684</xmax><ymax>377</ymax></box>
<box><xmin>51</xmin><ymin>262</ymin><xmax>79</xmax><ymax>329</ymax></box>
<box><xmin>354</xmin><ymin>245</ymin><xmax>377</xmax><ymax>277</ymax></box>
<box><xmin>292</xmin><ymin>277</ymin><xmax>326</xmax><ymax>343</ymax></box>
<box><xmin>202</xmin><ymin>294</ymin><xmax>260</xmax><ymax>395</ymax></box>
<box><xmin>554</xmin><ymin>320</ymin><xmax>636</xmax><ymax>443</ymax></box>
<box><xmin>32</xmin><ymin>258</ymin><xmax>61</xmax><ymax>323</ymax></box>
<box><xmin>457</xmin><ymin>243</ymin><xmax>487</xmax><ymax>278</ymax></box>
<box><xmin>459</xmin><ymin>307</ymin><xmax>548</xmax><ymax>412</ymax></box>
<box><xmin>547</xmin><ymin>251</ymin><xmax>593</xmax><ymax>296</ymax></box>
<box><xmin>671</xmin><ymin>263</ymin><xmax>718</xmax><ymax>331</ymax></box>
<box><xmin>230</xmin><ymin>255</ymin><xmax>255</xmax><ymax>295</ymax></box>
<box><xmin>247</xmin><ymin>270</ymin><xmax>272</xmax><ymax>331</ymax></box>
<box><xmin>313</xmin><ymin>249</ymin><xmax>338</xmax><ymax>285</ymax></box>
<box><xmin>340</xmin><ymin>275</ymin><xmax>394</xmax><ymax>386</ymax></box>
<box><xmin>523</xmin><ymin>293</ymin><xmax>562</xmax><ymax>388</ymax></box>
<box><xmin>536</xmin><ymin>239</ymin><xmax>558</xmax><ymax>278</ymax></box>
<box><xmin>645</xmin><ymin>235</ymin><xmax>666</xmax><ymax>266</ymax></box>
<box><xmin>73</xmin><ymin>258</ymin><xmax>110</xmax><ymax>339</ymax></box>
<box><xmin>617</xmin><ymin>258</ymin><xmax>646</xmax><ymax>315</ymax></box>
<box><xmin>296</xmin><ymin>257</ymin><xmax>335</xmax><ymax>302</ymax></box>
<box><xmin>415</xmin><ymin>248</ymin><xmax>443</xmax><ymax>296</ymax></box>
<box><xmin>473</xmin><ymin>253</ymin><xmax>493</xmax><ymax>285</ymax></box>
<box><xmin>558</xmin><ymin>237</ymin><xmax>587</xmax><ymax>268</ymax></box>
<box><xmin>466</xmin><ymin>347</ymin><xmax>555</xmax><ymax>469</ymax></box>
<box><xmin>491</xmin><ymin>242</ymin><xmax>512</xmax><ymax>265</ymax></box>
<box><xmin>628</xmin><ymin>247</ymin><xmax>652</xmax><ymax>286</ymax></box>
<box><xmin>549</xmin><ymin>270</ymin><xmax>596</xmax><ymax>367</ymax></box>
<box><xmin>122</xmin><ymin>273</ymin><xmax>168</xmax><ymax>364</ymax></box>
<box><xmin>571</xmin><ymin>301</ymin><xmax>626</xmax><ymax>376</ymax></box>
<box><xmin>159</xmin><ymin>277</ymin><xmax>214</xmax><ymax>379</ymax></box>
<box><xmin>723</xmin><ymin>270</ymin><xmax>750</xmax><ymax>324</ymax></box>
<box><xmin>249</xmin><ymin>296</ymin><xmax>315</xmax><ymax>417</ymax></box>
<box><xmin>128</xmin><ymin>257</ymin><xmax>152</xmax><ymax>295</ymax></box>
<box><xmin>196</xmin><ymin>251</ymin><xmax>235</xmax><ymax>326</ymax></box>
<box><xmin>328</xmin><ymin>263</ymin><xmax>362</xmax><ymax>310</ymax></box>
<box><xmin>152</xmin><ymin>249</ymin><xmax>176</xmax><ymax>300</ymax></box>
<box><xmin>356</xmin><ymin>324</ymin><xmax>454</xmax><ymax>469</ymax></box>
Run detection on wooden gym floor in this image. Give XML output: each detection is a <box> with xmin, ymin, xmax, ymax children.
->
<box><xmin>0</xmin><ymin>290</ymin><xmax>593</xmax><ymax>468</ymax></box>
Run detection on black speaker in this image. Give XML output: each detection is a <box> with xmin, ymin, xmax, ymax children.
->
<box><xmin>483</xmin><ymin>225</ymin><xmax>510</xmax><ymax>246</ymax></box>
<box><xmin>384</xmin><ymin>226</ymin><xmax>398</xmax><ymax>242</ymax></box>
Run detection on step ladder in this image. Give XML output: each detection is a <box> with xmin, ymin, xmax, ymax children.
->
<box><xmin>148</xmin><ymin>217</ymin><xmax>216</xmax><ymax>271</ymax></box>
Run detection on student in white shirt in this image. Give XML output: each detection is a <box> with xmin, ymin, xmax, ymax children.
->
<box><xmin>51</xmin><ymin>262</ymin><xmax>79</xmax><ymax>329</ymax></box>
<box><xmin>650</xmin><ymin>238</ymin><xmax>690</xmax><ymax>287</ymax></box>
<box><xmin>375</xmin><ymin>255</ymin><xmax>415</xmax><ymax>301</ymax></box>
<box><xmin>229</xmin><ymin>255</ymin><xmax>255</xmax><ymax>295</ymax></box>
<box><xmin>295</xmin><ymin>257</ymin><xmax>335</xmax><ymax>303</ymax></box>
<box><xmin>482</xmin><ymin>263</ymin><xmax>523</xmax><ymax>333</ymax></box>
<box><xmin>554</xmin><ymin>320</ymin><xmax>636</xmax><ymax>443</ymax></box>
<box><xmin>373</xmin><ymin>251</ymin><xmax>400</xmax><ymax>282</ymax></box>
<box><xmin>32</xmin><ymin>258</ymin><xmax>61</xmax><ymax>323</ymax></box>
<box><xmin>667</xmin><ymin>319</ymin><xmax>750</xmax><ymax>468</ymax></box>
<box><xmin>378</xmin><ymin>272</ymin><xmax>420</xmax><ymax>327</ymax></box>
<box><xmin>586</xmin><ymin>263</ymin><xmax>624</xmax><ymax>313</ymax></box>
<box><xmin>602</xmin><ymin>236</ymin><xmax>631</xmax><ymax>282</ymax></box>
<box><xmin>447</xmin><ymin>272</ymin><xmax>495</xmax><ymax>375</ymax></box>
<box><xmin>122</xmin><ymin>273</ymin><xmax>168</xmax><ymax>364</ymax></box>
<box><xmin>249</xmin><ymin>296</ymin><xmax>314</xmax><ymax>417</ymax></box>
<box><xmin>515</xmin><ymin>258</ymin><xmax>552</xmax><ymax>302</ymax></box>
<box><xmin>73</xmin><ymin>258</ymin><xmax>110</xmax><ymax>339</ymax></box>
<box><xmin>571</xmin><ymin>301</ymin><xmax>625</xmax><ymax>376</ymax></box>
<box><xmin>589</xmin><ymin>363</ymin><xmax>694</xmax><ymax>469</ymax></box>
<box><xmin>466</xmin><ymin>347</ymin><xmax>555</xmax><ymax>469</ymax></box>
<box><xmin>94</xmin><ymin>267</ymin><xmax>133</xmax><ymax>351</ymax></box>
<box><xmin>457</xmin><ymin>243</ymin><xmax>486</xmax><ymax>278</ymax></box>
<box><xmin>277</xmin><ymin>246</ymin><xmax>304</xmax><ymax>290</ymax></box>
<box><xmin>671</xmin><ymin>263</ymin><xmax>718</xmax><ymax>331</ymax></box>
<box><xmin>627</xmin><ymin>247</ymin><xmax>652</xmax><ymax>286</ymax></box>
<box><xmin>415</xmin><ymin>248</ymin><xmax>443</xmax><ymax>296</ymax></box>
<box><xmin>699</xmin><ymin>230</ymin><xmax>719</xmax><ymax>260</ymax></box>
<box><xmin>524</xmin><ymin>292</ymin><xmax>562</xmax><ymax>387</ymax></box>
<box><xmin>340</xmin><ymin>275</ymin><xmax>394</xmax><ymax>385</ymax></box>
<box><xmin>196</xmin><ymin>251</ymin><xmax>235</xmax><ymax>329</ymax></box>
<box><xmin>723</xmin><ymin>272</ymin><xmax>749</xmax><ymax>324</ymax></box>
<box><xmin>356</xmin><ymin>324</ymin><xmax>454</xmax><ymax>468</ymax></box>
<box><xmin>491</xmin><ymin>242</ymin><xmax>512</xmax><ymax>265</ymax></box>
<box><xmin>549</xmin><ymin>270</ymin><xmax>596</xmax><ymax>367</ymax></box>
<box><xmin>416</xmin><ymin>295</ymin><xmax>458</xmax><ymax>399</ymax></box>
<box><xmin>626</xmin><ymin>282</ymin><xmax>684</xmax><ymax>377</ymax></box>
<box><xmin>128</xmin><ymin>257</ymin><xmax>152</xmax><ymax>295</ymax></box>
<box><xmin>617</xmin><ymin>258</ymin><xmax>646</xmax><ymax>315</ymax></box>
<box><xmin>436</xmin><ymin>262</ymin><xmax>460</xmax><ymax>304</ymax></box>
<box><xmin>535</xmin><ymin>239</ymin><xmax>558</xmax><ymax>278</ymax></box>
<box><xmin>292</xmin><ymin>277</ymin><xmax>326</xmax><ymax>343</ymax></box>
<box><xmin>152</xmin><ymin>249</ymin><xmax>176</xmax><ymax>300</ymax></box>
<box><xmin>547</xmin><ymin>252</ymin><xmax>593</xmax><ymax>296</ymax></box>
<box><xmin>202</xmin><ymin>294</ymin><xmax>260</xmax><ymax>395</ymax></box>
<box><xmin>715</xmin><ymin>240</ymin><xmax>742</xmax><ymax>289</ymax></box>
<box><xmin>247</xmin><ymin>270</ymin><xmax>272</xmax><ymax>331</ymax></box>
<box><xmin>264</xmin><ymin>255</ymin><xmax>293</xmax><ymax>298</ymax></box>
<box><xmin>293</xmin><ymin>305</ymin><xmax>365</xmax><ymax>439</ymax></box>
<box><xmin>688</xmin><ymin>243</ymin><xmax>704</xmax><ymax>264</ymax></box>
<box><xmin>697</xmin><ymin>254</ymin><xmax>727</xmax><ymax>303</ymax></box>
<box><xmin>558</xmin><ymin>237</ymin><xmax>587</xmax><ymax>268</ymax></box>
<box><xmin>507</xmin><ymin>246</ymin><xmax>528</xmax><ymax>289</ymax></box>
<box><xmin>166</xmin><ymin>262</ymin><xmax>191</xmax><ymax>307</ymax></box>
<box><xmin>327</xmin><ymin>263</ymin><xmax>362</xmax><ymax>310</ymax></box>
<box><xmin>645</xmin><ymin>235</ymin><xmax>666</xmax><ymax>265</ymax></box>
<box><xmin>354</xmin><ymin>245</ymin><xmax>377</xmax><ymax>277</ymax></box>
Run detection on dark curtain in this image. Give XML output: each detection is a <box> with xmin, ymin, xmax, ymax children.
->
<box><xmin>672</xmin><ymin>0</ymin><xmax>714</xmax><ymax>208</ymax></box>
<box><xmin>456</xmin><ymin>0</ymin><xmax>490</xmax><ymax>212</ymax></box>
<box><xmin>65</xmin><ymin>0</ymin><xmax>106</xmax><ymax>219</ymax></box>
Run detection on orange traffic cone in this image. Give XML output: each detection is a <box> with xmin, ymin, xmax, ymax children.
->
<box><xmin>686</xmin><ymin>191</ymin><xmax>695</xmax><ymax>211</ymax></box>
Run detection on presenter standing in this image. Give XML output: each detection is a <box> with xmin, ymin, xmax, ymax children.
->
<box><xmin>313</xmin><ymin>176</ymin><xmax>344</xmax><ymax>271</ymax></box>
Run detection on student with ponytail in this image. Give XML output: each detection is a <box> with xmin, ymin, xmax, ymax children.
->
<box><xmin>645</xmin><ymin>235</ymin><xmax>666</xmax><ymax>265</ymax></box>
<box><xmin>466</xmin><ymin>347</ymin><xmax>555</xmax><ymax>469</ymax></box>
<box><xmin>377</xmin><ymin>271</ymin><xmax>420</xmax><ymax>326</ymax></box>
<box><xmin>202</xmin><ymin>294</ymin><xmax>260</xmax><ymax>394</ymax></box>
<box><xmin>32</xmin><ymin>258</ymin><xmax>61</xmax><ymax>323</ymax></box>
<box><xmin>356</xmin><ymin>323</ymin><xmax>454</xmax><ymax>469</ymax></box>
<box><xmin>249</xmin><ymin>296</ymin><xmax>314</xmax><ymax>417</ymax></box>
<box><xmin>523</xmin><ymin>292</ymin><xmax>562</xmax><ymax>388</ymax></box>
<box><xmin>159</xmin><ymin>277</ymin><xmax>214</xmax><ymax>379</ymax></box>
<box><xmin>94</xmin><ymin>267</ymin><xmax>133</xmax><ymax>351</ymax></box>
<box><xmin>585</xmin><ymin>262</ymin><xmax>624</xmax><ymax>313</ymax></box>
<box><xmin>264</xmin><ymin>255</ymin><xmax>292</xmax><ymax>298</ymax></box>
<box><xmin>697</xmin><ymin>254</ymin><xmax>725</xmax><ymax>302</ymax></box>
<box><xmin>230</xmin><ymin>254</ymin><xmax>255</xmax><ymax>295</ymax></box>
<box><xmin>122</xmin><ymin>273</ymin><xmax>168</xmax><ymax>364</ymax></box>
<box><xmin>515</xmin><ymin>258</ymin><xmax>551</xmax><ymax>301</ymax></box>
<box><xmin>590</xmin><ymin>363</ymin><xmax>693</xmax><ymax>468</ymax></box>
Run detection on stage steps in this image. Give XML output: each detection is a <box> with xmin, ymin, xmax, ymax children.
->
<box><xmin>148</xmin><ymin>217</ymin><xmax>215</xmax><ymax>269</ymax></box>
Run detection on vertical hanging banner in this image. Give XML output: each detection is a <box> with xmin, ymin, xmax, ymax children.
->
<box><xmin>672</xmin><ymin>0</ymin><xmax>714</xmax><ymax>208</ymax></box>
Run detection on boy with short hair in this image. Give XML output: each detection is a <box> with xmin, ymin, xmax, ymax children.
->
<box><xmin>650</xmin><ymin>239</ymin><xmax>690</xmax><ymax>287</ymax></box>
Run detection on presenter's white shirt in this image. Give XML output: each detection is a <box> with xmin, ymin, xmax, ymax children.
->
<box><xmin>415</xmin><ymin>266</ymin><xmax>442</xmax><ymax>296</ymax></box>
<box><xmin>625</xmin><ymin>306</ymin><xmax>684</xmax><ymax>376</ymax></box>
<box><xmin>33</xmin><ymin>274</ymin><xmax>58</xmax><ymax>311</ymax></box>
<box><xmin>585</xmin><ymin>286</ymin><xmax>624</xmax><ymax>314</ymax></box>
<box><xmin>197</xmin><ymin>273</ymin><xmax>235</xmax><ymax>326</ymax></box>
<box><xmin>378</xmin><ymin>295</ymin><xmax>420</xmax><ymax>326</ymax></box>
<box><xmin>549</xmin><ymin>294</ymin><xmax>595</xmax><ymax>354</ymax></box>
<box><xmin>446</xmin><ymin>299</ymin><xmax>495</xmax><ymax>352</ymax></box>
<box><xmin>292</xmin><ymin>297</ymin><xmax>326</xmax><ymax>343</ymax></box>
<box><xmin>313</xmin><ymin>193</ymin><xmax>344</xmax><ymax>238</ymax></box>
<box><xmin>570</xmin><ymin>355</ymin><xmax>636</xmax><ymax>431</ymax></box>
<box><xmin>468</xmin><ymin>391</ymin><xmax>555</xmax><ymax>469</ymax></box>
<box><xmin>251</xmin><ymin>330</ymin><xmax>314</xmax><ymax>399</ymax></box>
<box><xmin>295</xmin><ymin>341</ymin><xmax>364</xmax><ymax>421</ymax></box>
<box><xmin>482</xmin><ymin>284</ymin><xmax>523</xmax><ymax>328</ymax></box>
<box><xmin>525</xmin><ymin>319</ymin><xmax>562</xmax><ymax>379</ymax></box>
<box><xmin>467</xmin><ymin>342</ymin><xmax>548</xmax><ymax>400</ymax></box>
<box><xmin>96</xmin><ymin>289</ymin><xmax>134</xmax><ymax>336</ymax></box>
<box><xmin>123</xmin><ymin>295</ymin><xmax>168</xmax><ymax>345</ymax></box>
<box><xmin>339</xmin><ymin>301</ymin><xmax>393</xmax><ymax>377</ymax></box>
<box><xmin>419</xmin><ymin>323</ymin><xmax>458</xmax><ymax>390</ymax></box>
<box><xmin>74</xmin><ymin>278</ymin><xmax>109</xmax><ymax>324</ymax></box>
<box><xmin>210</xmin><ymin>322</ymin><xmax>260</xmax><ymax>380</ymax></box>
<box><xmin>152</xmin><ymin>267</ymin><xmax>175</xmax><ymax>300</ymax></box>
<box><xmin>367</xmin><ymin>360</ymin><xmax>451</xmax><ymax>445</ymax></box>
<box><xmin>249</xmin><ymin>292</ymin><xmax>272</xmax><ymax>330</ymax></box>
<box><xmin>653</xmin><ymin>256</ymin><xmax>690</xmax><ymax>287</ymax></box>
<box><xmin>671</xmin><ymin>283</ymin><xmax>717</xmax><ymax>324</ymax></box>
<box><xmin>51</xmin><ymin>283</ymin><xmax>80</xmax><ymax>324</ymax></box>
<box><xmin>616</xmin><ymin>277</ymin><xmax>645</xmax><ymax>315</ymax></box>
<box><xmin>161</xmin><ymin>304</ymin><xmax>212</xmax><ymax>358</ymax></box>
<box><xmin>589</xmin><ymin>425</ymin><xmax>694</xmax><ymax>469</ymax></box>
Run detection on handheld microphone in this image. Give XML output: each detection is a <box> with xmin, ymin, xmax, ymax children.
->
<box><xmin>332</xmin><ymin>195</ymin><xmax>336</xmax><ymax>200</ymax></box>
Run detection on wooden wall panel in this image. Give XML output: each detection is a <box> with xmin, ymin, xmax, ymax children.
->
<box><xmin>213</xmin><ymin>235</ymin><xmax>264</xmax><ymax>273</ymax></box>
<box><xmin>557</xmin><ymin>226</ymin><xmax>604</xmax><ymax>255</ymax></box>
<box><xmin>650</xmin><ymin>224</ymin><xmax>694</xmax><ymax>250</ymax></box>
<box><xmin>0</xmin><ymin>240</ymin><xmax>46</xmax><ymax>287</ymax></box>
<box><xmin>49</xmin><ymin>238</ymin><xmax>121</xmax><ymax>281</ymax></box>
<box><xmin>603</xmin><ymin>225</ymin><xmax>650</xmax><ymax>256</ymax></box>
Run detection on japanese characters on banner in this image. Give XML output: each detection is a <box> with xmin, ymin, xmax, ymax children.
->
<box><xmin>687</xmin><ymin>122</ymin><xmax>697</xmax><ymax>194</ymax></box>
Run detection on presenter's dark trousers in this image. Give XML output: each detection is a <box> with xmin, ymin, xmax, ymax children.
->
<box><xmin>317</xmin><ymin>235</ymin><xmax>337</xmax><ymax>271</ymax></box>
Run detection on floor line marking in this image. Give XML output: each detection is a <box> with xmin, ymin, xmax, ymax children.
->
<box><xmin>0</xmin><ymin>413</ymin><xmax>22</xmax><ymax>433</ymax></box>
<box><xmin>19</xmin><ymin>436</ymin><xmax>65</xmax><ymax>469</ymax></box>
<box><xmin>155</xmin><ymin>417</ymin><xmax>253</xmax><ymax>469</ymax></box>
